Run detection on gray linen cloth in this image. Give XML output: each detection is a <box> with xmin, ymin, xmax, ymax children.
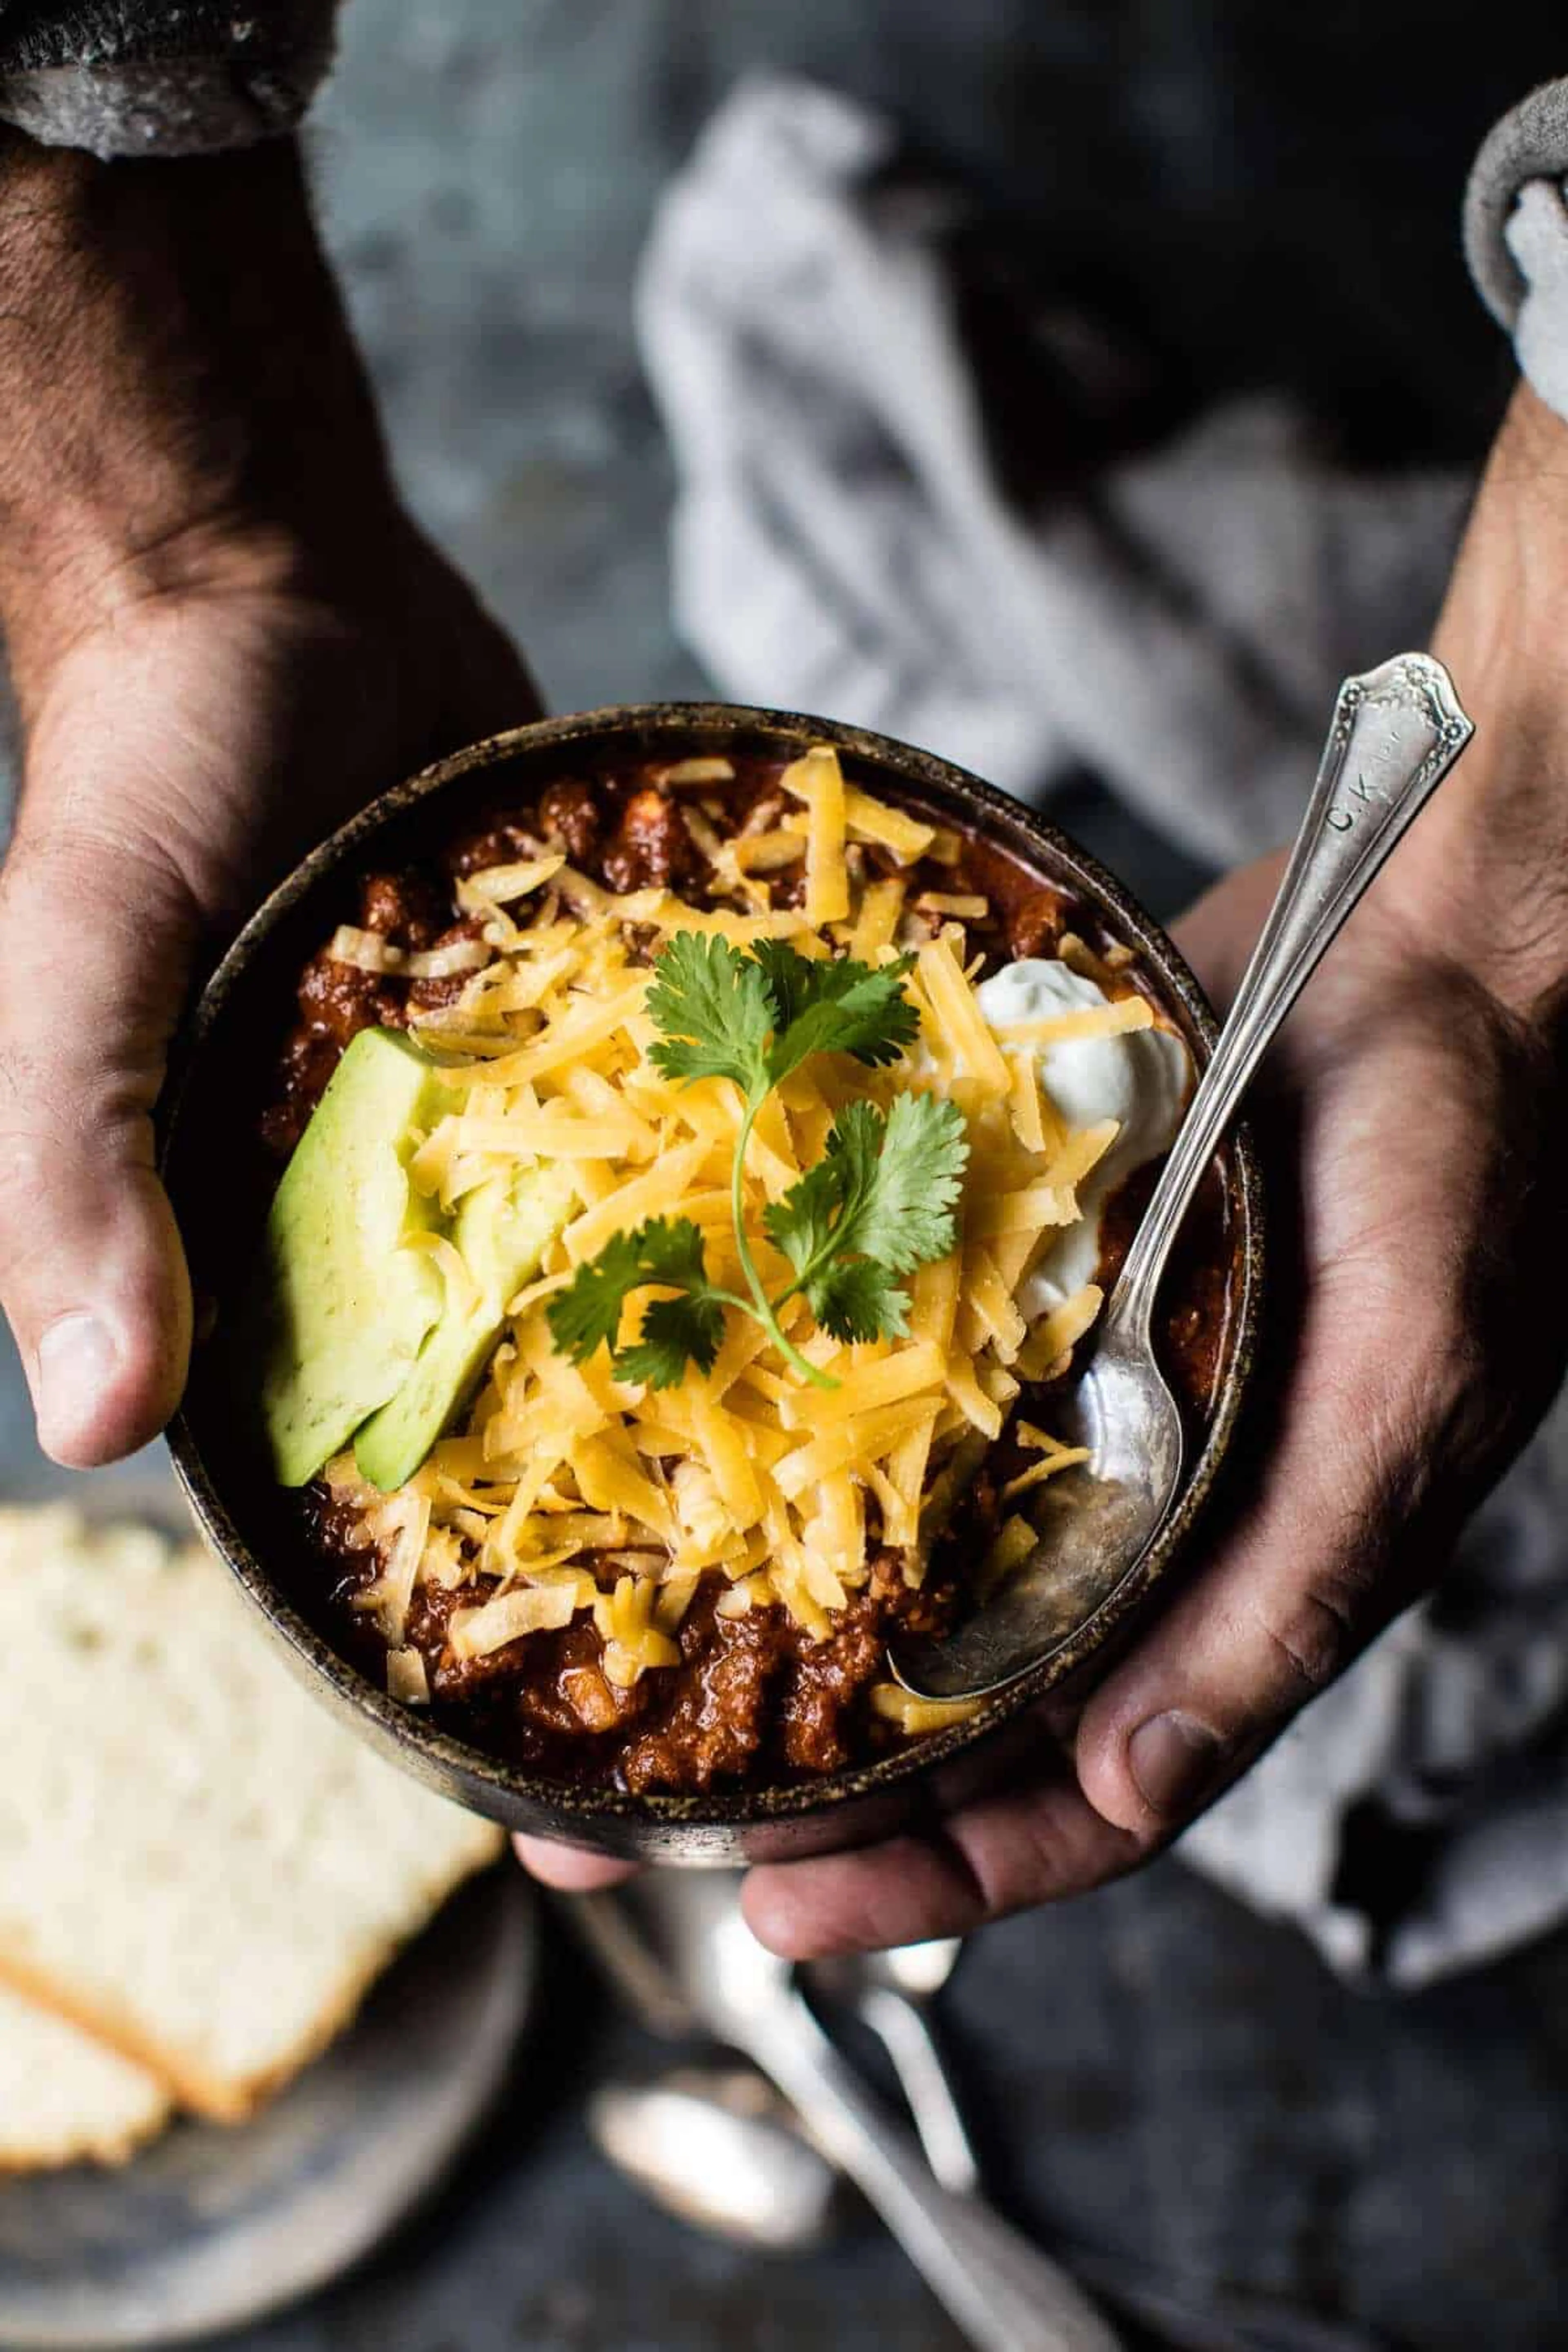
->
<box><xmin>638</xmin><ymin>72</ymin><xmax>1568</xmax><ymax>1988</ymax></box>
<box><xmin>638</xmin><ymin>75</ymin><xmax>1470</xmax><ymax>872</ymax></box>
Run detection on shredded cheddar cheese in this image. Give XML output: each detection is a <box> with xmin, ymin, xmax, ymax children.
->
<box><xmin>783</xmin><ymin>745</ymin><xmax>851</xmax><ymax>927</ymax></box>
<box><xmin>318</xmin><ymin>742</ymin><xmax>1184</xmax><ymax>1719</ymax></box>
<box><xmin>990</xmin><ymin>996</ymin><xmax>1154</xmax><ymax>1047</ymax></box>
<box><xmin>871</xmin><ymin>1684</ymin><xmax>984</xmax><ymax>1735</ymax></box>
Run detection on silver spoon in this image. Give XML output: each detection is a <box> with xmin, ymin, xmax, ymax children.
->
<box><xmin>606</xmin><ymin>1871</ymin><xmax>1124</xmax><ymax>2352</ymax></box>
<box><xmin>808</xmin><ymin>1938</ymin><xmax>982</xmax><ymax>2196</ymax></box>
<box><xmin>895</xmin><ymin>650</ymin><xmax>1473</xmax><ymax>1701</ymax></box>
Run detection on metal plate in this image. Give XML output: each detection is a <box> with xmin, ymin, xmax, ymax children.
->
<box><xmin>0</xmin><ymin>1867</ymin><xmax>536</xmax><ymax>2349</ymax></box>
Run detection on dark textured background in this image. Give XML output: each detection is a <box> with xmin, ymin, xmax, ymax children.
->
<box><xmin>3</xmin><ymin>4</ymin><xmax>1568</xmax><ymax>2345</ymax></box>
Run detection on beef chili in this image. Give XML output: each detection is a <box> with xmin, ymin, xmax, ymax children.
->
<box><xmin>258</xmin><ymin>745</ymin><xmax>1236</xmax><ymax>1796</ymax></box>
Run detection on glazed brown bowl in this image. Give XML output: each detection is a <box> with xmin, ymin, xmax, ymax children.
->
<box><xmin>163</xmin><ymin>704</ymin><xmax>1263</xmax><ymax>1865</ymax></box>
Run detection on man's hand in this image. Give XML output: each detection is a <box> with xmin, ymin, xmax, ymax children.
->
<box><xmin>519</xmin><ymin>382</ymin><xmax>1568</xmax><ymax>1943</ymax></box>
<box><xmin>735</xmin><ymin>875</ymin><xmax>1563</xmax><ymax>1952</ymax></box>
<box><xmin>0</xmin><ymin>133</ymin><xmax>537</xmax><ymax>1465</ymax></box>
<box><xmin>722</xmin><ymin>383</ymin><xmax>1568</xmax><ymax>1958</ymax></box>
<box><xmin>521</xmin><ymin>845</ymin><xmax>1568</xmax><ymax>1933</ymax></box>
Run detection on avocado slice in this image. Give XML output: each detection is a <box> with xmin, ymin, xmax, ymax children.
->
<box><xmin>352</xmin><ymin>1159</ymin><xmax>579</xmax><ymax>1493</ymax></box>
<box><xmin>259</xmin><ymin>1028</ymin><xmax>456</xmax><ymax>1488</ymax></box>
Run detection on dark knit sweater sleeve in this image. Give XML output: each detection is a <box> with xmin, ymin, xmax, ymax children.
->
<box><xmin>0</xmin><ymin>2</ymin><xmax>341</xmax><ymax>156</ymax></box>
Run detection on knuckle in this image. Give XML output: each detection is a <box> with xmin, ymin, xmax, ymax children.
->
<box><xmin>0</xmin><ymin>1129</ymin><xmax>60</xmax><ymax>1308</ymax></box>
<box><xmin>0</xmin><ymin>1038</ymin><xmax>147</xmax><ymax>1144</ymax></box>
<box><xmin>1250</xmin><ymin>1572</ymin><xmax>1363</xmax><ymax>1704</ymax></box>
<box><xmin>0</xmin><ymin>1124</ymin><xmax>57</xmax><ymax>1205</ymax></box>
<box><xmin>0</xmin><ymin>823</ymin><xmax>109</xmax><ymax>919</ymax></box>
<box><xmin>0</xmin><ymin>1117</ymin><xmax>77</xmax><ymax>1282</ymax></box>
<box><xmin>0</xmin><ymin>1060</ymin><xmax>154</xmax><ymax>1259</ymax></box>
<box><xmin>2</xmin><ymin>810</ymin><xmax>200</xmax><ymax>941</ymax></box>
<box><xmin>960</xmin><ymin>1790</ymin><xmax>1149</xmax><ymax>1921</ymax></box>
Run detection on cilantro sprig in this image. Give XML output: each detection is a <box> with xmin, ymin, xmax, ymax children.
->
<box><xmin>546</xmin><ymin>1216</ymin><xmax>729</xmax><ymax>1391</ymax></box>
<box><xmin>546</xmin><ymin>934</ymin><xmax>968</xmax><ymax>1389</ymax></box>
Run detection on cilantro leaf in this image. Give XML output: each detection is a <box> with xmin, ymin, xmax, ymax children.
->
<box><xmin>646</xmin><ymin>932</ymin><xmax>774</xmax><ymax>1096</ymax></box>
<box><xmin>745</xmin><ymin>939</ymin><xmax>822</xmax><ymax>1035</ymax></box>
<box><xmin>546</xmin><ymin>1228</ymin><xmax>646</xmax><ymax>1363</ymax></box>
<box><xmin>761</xmin><ymin>1154</ymin><xmax>841</xmax><ymax>1285</ymax></box>
<box><xmin>764</xmin><ymin>1093</ymin><xmax>969</xmax><ymax>1342</ymax></box>
<box><xmin>617</xmin><ymin>1291</ymin><xmax>726</xmax><ymax>1389</ymax></box>
<box><xmin>818</xmin><ymin>1094</ymin><xmax>967</xmax><ymax>1275</ymax></box>
<box><xmin>751</xmin><ymin>942</ymin><xmax>919</xmax><ymax>1087</ymax></box>
<box><xmin>810</xmin><ymin>1257</ymin><xmax>913</xmax><ymax>1346</ymax></box>
<box><xmin>646</xmin><ymin>933</ymin><xmax>918</xmax><ymax>1105</ymax></box>
<box><xmin>547</xmin><ymin>1216</ymin><xmax>720</xmax><ymax>1387</ymax></box>
<box><xmin>624</xmin><ymin>1215</ymin><xmax>713</xmax><ymax>1291</ymax></box>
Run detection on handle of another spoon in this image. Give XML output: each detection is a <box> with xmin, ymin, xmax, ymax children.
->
<box><xmin>854</xmin><ymin>1980</ymin><xmax>984</xmax><ymax>2197</ymax></box>
<box><xmin>747</xmin><ymin>1991</ymin><xmax>1125</xmax><ymax>2352</ymax></box>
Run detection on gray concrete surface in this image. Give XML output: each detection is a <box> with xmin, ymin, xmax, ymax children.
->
<box><xmin>3</xmin><ymin>4</ymin><xmax>1568</xmax><ymax>2347</ymax></box>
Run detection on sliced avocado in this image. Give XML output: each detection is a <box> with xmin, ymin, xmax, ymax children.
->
<box><xmin>259</xmin><ymin>1028</ymin><xmax>456</xmax><ymax>1488</ymax></box>
<box><xmin>353</xmin><ymin>1160</ymin><xmax>579</xmax><ymax>1492</ymax></box>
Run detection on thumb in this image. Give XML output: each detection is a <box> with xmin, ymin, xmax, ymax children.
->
<box><xmin>0</xmin><ymin>817</ymin><xmax>195</xmax><ymax>1466</ymax></box>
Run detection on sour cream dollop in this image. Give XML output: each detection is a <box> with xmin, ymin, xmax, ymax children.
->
<box><xmin>974</xmin><ymin>959</ymin><xmax>1191</xmax><ymax>1314</ymax></box>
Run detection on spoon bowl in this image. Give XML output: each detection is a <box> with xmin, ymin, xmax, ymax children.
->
<box><xmin>899</xmin><ymin>1332</ymin><xmax>1182</xmax><ymax>1700</ymax></box>
<box><xmin>896</xmin><ymin>652</ymin><xmax>1473</xmax><ymax>1702</ymax></box>
<box><xmin>588</xmin><ymin>2069</ymin><xmax>845</xmax><ymax>2251</ymax></box>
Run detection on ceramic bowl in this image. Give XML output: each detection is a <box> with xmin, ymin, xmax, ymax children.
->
<box><xmin>163</xmin><ymin>704</ymin><xmax>1263</xmax><ymax>1864</ymax></box>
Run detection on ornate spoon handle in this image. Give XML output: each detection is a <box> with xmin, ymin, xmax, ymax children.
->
<box><xmin>1110</xmin><ymin>652</ymin><xmax>1474</xmax><ymax>1349</ymax></box>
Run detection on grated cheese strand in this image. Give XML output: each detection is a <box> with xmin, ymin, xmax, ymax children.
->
<box><xmin>782</xmin><ymin>745</ymin><xmax>851</xmax><ymax>927</ymax></box>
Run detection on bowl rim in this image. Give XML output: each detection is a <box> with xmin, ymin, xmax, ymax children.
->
<box><xmin>163</xmin><ymin>700</ymin><xmax>1264</xmax><ymax>1833</ymax></box>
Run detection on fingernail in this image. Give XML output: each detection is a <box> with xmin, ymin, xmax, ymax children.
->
<box><xmin>1127</xmin><ymin>1710</ymin><xmax>1227</xmax><ymax>1818</ymax></box>
<box><xmin>35</xmin><ymin>1312</ymin><xmax>116</xmax><ymax>1452</ymax></box>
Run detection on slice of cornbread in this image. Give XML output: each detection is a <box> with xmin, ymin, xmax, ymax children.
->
<box><xmin>0</xmin><ymin>1507</ymin><xmax>503</xmax><ymax>2123</ymax></box>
